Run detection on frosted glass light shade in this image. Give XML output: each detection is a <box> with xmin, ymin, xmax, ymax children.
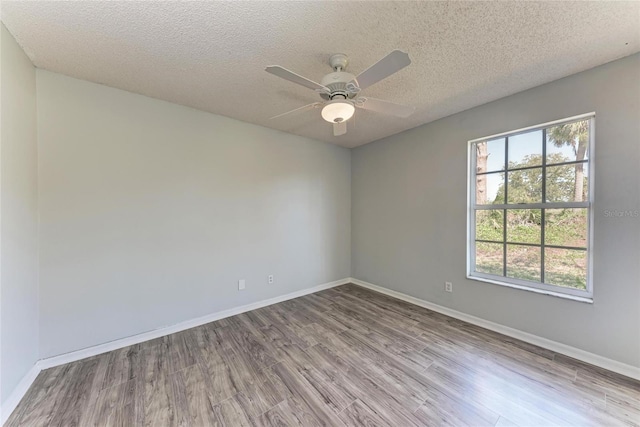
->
<box><xmin>321</xmin><ymin>100</ymin><xmax>355</xmax><ymax>123</ymax></box>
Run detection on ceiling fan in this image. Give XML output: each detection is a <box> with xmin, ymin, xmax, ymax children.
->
<box><xmin>265</xmin><ymin>50</ymin><xmax>415</xmax><ymax>136</ymax></box>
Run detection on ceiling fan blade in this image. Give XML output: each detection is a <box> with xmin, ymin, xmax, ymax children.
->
<box><xmin>333</xmin><ymin>121</ymin><xmax>347</xmax><ymax>136</ymax></box>
<box><xmin>270</xmin><ymin>102</ymin><xmax>322</xmax><ymax>120</ymax></box>
<box><xmin>351</xmin><ymin>50</ymin><xmax>411</xmax><ymax>91</ymax></box>
<box><xmin>355</xmin><ymin>97</ymin><xmax>415</xmax><ymax>118</ymax></box>
<box><xmin>265</xmin><ymin>66</ymin><xmax>329</xmax><ymax>92</ymax></box>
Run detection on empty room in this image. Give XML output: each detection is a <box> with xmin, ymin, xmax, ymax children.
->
<box><xmin>1</xmin><ymin>1</ymin><xmax>639</xmax><ymax>426</ymax></box>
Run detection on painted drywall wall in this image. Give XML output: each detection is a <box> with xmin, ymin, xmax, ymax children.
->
<box><xmin>0</xmin><ymin>23</ymin><xmax>39</xmax><ymax>405</ymax></box>
<box><xmin>352</xmin><ymin>53</ymin><xmax>640</xmax><ymax>367</ymax></box>
<box><xmin>37</xmin><ymin>70</ymin><xmax>351</xmax><ymax>358</ymax></box>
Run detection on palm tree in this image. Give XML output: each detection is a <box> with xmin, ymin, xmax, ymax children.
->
<box><xmin>476</xmin><ymin>141</ymin><xmax>488</xmax><ymax>204</ymax></box>
<box><xmin>547</xmin><ymin>121</ymin><xmax>589</xmax><ymax>202</ymax></box>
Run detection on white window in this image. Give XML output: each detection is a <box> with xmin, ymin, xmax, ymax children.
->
<box><xmin>467</xmin><ymin>114</ymin><xmax>594</xmax><ymax>301</ymax></box>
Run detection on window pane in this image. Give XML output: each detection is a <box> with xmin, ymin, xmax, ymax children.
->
<box><xmin>475</xmin><ymin>242</ymin><xmax>503</xmax><ymax>276</ymax></box>
<box><xmin>507</xmin><ymin>168</ymin><xmax>542</xmax><ymax>204</ymax></box>
<box><xmin>476</xmin><ymin>138</ymin><xmax>505</xmax><ymax>174</ymax></box>
<box><xmin>476</xmin><ymin>172</ymin><xmax>504</xmax><ymax>205</ymax></box>
<box><xmin>545</xmin><ymin>248</ymin><xmax>587</xmax><ymax>290</ymax></box>
<box><xmin>507</xmin><ymin>209</ymin><xmax>541</xmax><ymax>244</ymax></box>
<box><xmin>476</xmin><ymin>210</ymin><xmax>503</xmax><ymax>242</ymax></box>
<box><xmin>508</xmin><ymin>130</ymin><xmax>542</xmax><ymax>168</ymax></box>
<box><xmin>546</xmin><ymin>163</ymin><xmax>588</xmax><ymax>202</ymax></box>
<box><xmin>545</xmin><ymin>208</ymin><xmax>588</xmax><ymax>248</ymax></box>
<box><xmin>506</xmin><ymin>244</ymin><xmax>541</xmax><ymax>282</ymax></box>
<box><xmin>546</xmin><ymin>120</ymin><xmax>589</xmax><ymax>164</ymax></box>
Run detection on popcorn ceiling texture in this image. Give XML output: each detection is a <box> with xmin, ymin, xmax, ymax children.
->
<box><xmin>2</xmin><ymin>1</ymin><xmax>639</xmax><ymax>148</ymax></box>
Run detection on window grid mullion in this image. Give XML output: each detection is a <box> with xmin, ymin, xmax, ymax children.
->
<box><xmin>503</xmin><ymin>136</ymin><xmax>509</xmax><ymax>277</ymax></box>
<box><xmin>475</xmin><ymin>201</ymin><xmax>589</xmax><ymax>210</ymax></box>
<box><xmin>541</xmin><ymin>128</ymin><xmax>547</xmax><ymax>283</ymax></box>
<box><xmin>475</xmin><ymin>239</ymin><xmax>586</xmax><ymax>251</ymax></box>
<box><xmin>476</xmin><ymin>159</ymin><xmax>588</xmax><ymax>176</ymax></box>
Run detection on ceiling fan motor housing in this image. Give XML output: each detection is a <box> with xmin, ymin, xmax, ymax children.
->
<box><xmin>320</xmin><ymin>71</ymin><xmax>358</xmax><ymax>100</ymax></box>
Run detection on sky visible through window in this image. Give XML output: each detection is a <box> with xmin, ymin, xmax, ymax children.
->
<box><xmin>483</xmin><ymin>130</ymin><xmax>580</xmax><ymax>203</ymax></box>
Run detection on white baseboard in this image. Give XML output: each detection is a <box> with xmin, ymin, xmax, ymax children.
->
<box><xmin>1</xmin><ymin>278</ymin><xmax>349</xmax><ymax>425</ymax></box>
<box><xmin>39</xmin><ymin>277</ymin><xmax>350</xmax><ymax>370</ymax></box>
<box><xmin>349</xmin><ymin>277</ymin><xmax>640</xmax><ymax>381</ymax></box>
<box><xmin>1</xmin><ymin>364</ymin><xmax>42</xmax><ymax>425</ymax></box>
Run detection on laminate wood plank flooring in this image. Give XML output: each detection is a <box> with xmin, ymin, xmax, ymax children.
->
<box><xmin>7</xmin><ymin>283</ymin><xmax>640</xmax><ymax>426</ymax></box>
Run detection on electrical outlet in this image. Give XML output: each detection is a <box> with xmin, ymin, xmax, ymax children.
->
<box><xmin>238</xmin><ymin>279</ymin><xmax>246</xmax><ymax>290</ymax></box>
<box><xmin>445</xmin><ymin>282</ymin><xmax>453</xmax><ymax>293</ymax></box>
<box><xmin>268</xmin><ymin>275</ymin><xmax>274</xmax><ymax>284</ymax></box>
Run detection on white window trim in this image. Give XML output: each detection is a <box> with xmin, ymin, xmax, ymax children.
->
<box><xmin>466</xmin><ymin>113</ymin><xmax>595</xmax><ymax>302</ymax></box>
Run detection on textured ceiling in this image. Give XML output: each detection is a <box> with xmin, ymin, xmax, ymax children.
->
<box><xmin>2</xmin><ymin>1</ymin><xmax>639</xmax><ymax>148</ymax></box>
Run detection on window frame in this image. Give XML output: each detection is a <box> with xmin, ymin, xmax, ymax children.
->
<box><xmin>466</xmin><ymin>113</ymin><xmax>595</xmax><ymax>302</ymax></box>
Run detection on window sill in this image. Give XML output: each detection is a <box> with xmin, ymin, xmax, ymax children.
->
<box><xmin>467</xmin><ymin>274</ymin><xmax>594</xmax><ymax>304</ymax></box>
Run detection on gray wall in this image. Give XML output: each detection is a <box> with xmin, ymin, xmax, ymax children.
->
<box><xmin>37</xmin><ymin>70</ymin><xmax>351</xmax><ymax>358</ymax></box>
<box><xmin>0</xmin><ymin>24</ymin><xmax>39</xmax><ymax>404</ymax></box>
<box><xmin>352</xmin><ymin>53</ymin><xmax>640</xmax><ymax>367</ymax></box>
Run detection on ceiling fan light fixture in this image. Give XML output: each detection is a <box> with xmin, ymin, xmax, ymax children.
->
<box><xmin>321</xmin><ymin>100</ymin><xmax>355</xmax><ymax>124</ymax></box>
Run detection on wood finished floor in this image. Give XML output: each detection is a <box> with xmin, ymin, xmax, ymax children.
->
<box><xmin>7</xmin><ymin>284</ymin><xmax>640</xmax><ymax>427</ymax></box>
